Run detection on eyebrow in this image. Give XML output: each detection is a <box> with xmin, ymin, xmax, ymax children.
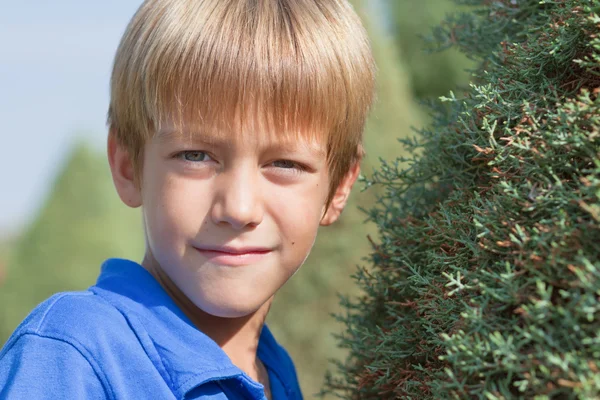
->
<box><xmin>268</xmin><ymin>141</ymin><xmax>326</xmax><ymax>158</ymax></box>
<box><xmin>156</xmin><ymin>129</ymin><xmax>221</xmax><ymax>146</ymax></box>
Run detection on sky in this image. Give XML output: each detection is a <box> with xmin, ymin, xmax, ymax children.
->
<box><xmin>0</xmin><ymin>0</ymin><xmax>389</xmax><ymax>237</ymax></box>
<box><xmin>0</xmin><ymin>1</ymin><xmax>143</xmax><ymax>236</ymax></box>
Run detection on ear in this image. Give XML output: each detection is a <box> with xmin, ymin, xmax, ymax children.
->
<box><xmin>107</xmin><ymin>128</ymin><xmax>142</xmax><ymax>208</ymax></box>
<box><xmin>320</xmin><ymin>161</ymin><xmax>361</xmax><ymax>226</ymax></box>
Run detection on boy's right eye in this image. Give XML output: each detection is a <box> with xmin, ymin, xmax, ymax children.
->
<box><xmin>177</xmin><ymin>151</ymin><xmax>213</xmax><ymax>163</ymax></box>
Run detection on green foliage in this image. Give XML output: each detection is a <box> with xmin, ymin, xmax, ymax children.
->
<box><xmin>0</xmin><ymin>142</ymin><xmax>144</xmax><ymax>342</ymax></box>
<box><xmin>325</xmin><ymin>0</ymin><xmax>600</xmax><ymax>398</ymax></box>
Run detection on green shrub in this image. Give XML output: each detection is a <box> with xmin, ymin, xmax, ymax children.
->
<box><xmin>325</xmin><ymin>1</ymin><xmax>600</xmax><ymax>398</ymax></box>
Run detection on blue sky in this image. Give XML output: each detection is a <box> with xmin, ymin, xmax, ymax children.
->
<box><xmin>0</xmin><ymin>1</ymin><xmax>143</xmax><ymax>235</ymax></box>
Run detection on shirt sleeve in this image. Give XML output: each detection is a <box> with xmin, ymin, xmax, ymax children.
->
<box><xmin>0</xmin><ymin>333</ymin><xmax>108</xmax><ymax>399</ymax></box>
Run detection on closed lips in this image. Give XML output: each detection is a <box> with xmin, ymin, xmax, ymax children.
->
<box><xmin>194</xmin><ymin>247</ymin><xmax>272</xmax><ymax>255</ymax></box>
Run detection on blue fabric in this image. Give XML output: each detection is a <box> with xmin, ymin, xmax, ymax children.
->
<box><xmin>0</xmin><ymin>258</ymin><xmax>303</xmax><ymax>400</ymax></box>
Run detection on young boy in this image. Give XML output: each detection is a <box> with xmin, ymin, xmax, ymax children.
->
<box><xmin>0</xmin><ymin>0</ymin><xmax>374</xmax><ymax>398</ymax></box>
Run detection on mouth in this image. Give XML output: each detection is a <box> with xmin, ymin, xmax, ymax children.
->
<box><xmin>192</xmin><ymin>246</ymin><xmax>272</xmax><ymax>266</ymax></box>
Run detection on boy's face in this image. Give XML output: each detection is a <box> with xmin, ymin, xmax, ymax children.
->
<box><xmin>108</xmin><ymin>124</ymin><xmax>359</xmax><ymax>318</ymax></box>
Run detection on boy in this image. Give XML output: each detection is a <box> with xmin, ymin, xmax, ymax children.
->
<box><xmin>0</xmin><ymin>0</ymin><xmax>375</xmax><ymax>398</ymax></box>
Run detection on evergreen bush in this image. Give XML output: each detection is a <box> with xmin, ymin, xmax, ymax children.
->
<box><xmin>325</xmin><ymin>0</ymin><xmax>600</xmax><ymax>398</ymax></box>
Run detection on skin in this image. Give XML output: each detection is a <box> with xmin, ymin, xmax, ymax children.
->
<box><xmin>107</xmin><ymin>123</ymin><xmax>360</xmax><ymax>396</ymax></box>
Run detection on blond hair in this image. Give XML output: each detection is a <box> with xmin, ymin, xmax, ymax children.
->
<box><xmin>108</xmin><ymin>0</ymin><xmax>375</xmax><ymax>207</ymax></box>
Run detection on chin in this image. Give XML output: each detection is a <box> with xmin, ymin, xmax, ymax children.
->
<box><xmin>195</xmin><ymin>295</ymin><xmax>268</xmax><ymax>319</ymax></box>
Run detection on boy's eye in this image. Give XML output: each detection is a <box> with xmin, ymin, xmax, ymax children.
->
<box><xmin>272</xmin><ymin>160</ymin><xmax>300</xmax><ymax>169</ymax></box>
<box><xmin>178</xmin><ymin>151</ymin><xmax>212</xmax><ymax>162</ymax></box>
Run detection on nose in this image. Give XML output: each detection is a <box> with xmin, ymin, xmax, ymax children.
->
<box><xmin>210</xmin><ymin>165</ymin><xmax>264</xmax><ymax>230</ymax></box>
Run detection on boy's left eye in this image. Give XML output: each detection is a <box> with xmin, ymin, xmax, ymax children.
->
<box><xmin>272</xmin><ymin>160</ymin><xmax>300</xmax><ymax>169</ymax></box>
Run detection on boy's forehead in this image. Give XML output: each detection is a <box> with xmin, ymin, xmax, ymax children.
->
<box><xmin>155</xmin><ymin>125</ymin><xmax>327</xmax><ymax>156</ymax></box>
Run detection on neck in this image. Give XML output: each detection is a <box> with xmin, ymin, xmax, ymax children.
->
<box><xmin>141</xmin><ymin>252</ymin><xmax>272</xmax><ymax>382</ymax></box>
<box><xmin>189</xmin><ymin>299</ymin><xmax>273</xmax><ymax>377</ymax></box>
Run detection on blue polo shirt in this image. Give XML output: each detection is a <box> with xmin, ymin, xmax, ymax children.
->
<box><xmin>0</xmin><ymin>258</ymin><xmax>303</xmax><ymax>399</ymax></box>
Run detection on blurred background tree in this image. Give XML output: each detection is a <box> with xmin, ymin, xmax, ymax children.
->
<box><xmin>0</xmin><ymin>0</ymin><xmax>471</xmax><ymax>398</ymax></box>
<box><xmin>0</xmin><ymin>143</ymin><xmax>144</xmax><ymax>341</ymax></box>
<box><xmin>384</xmin><ymin>0</ymin><xmax>473</xmax><ymax>99</ymax></box>
<box><xmin>0</xmin><ymin>240</ymin><xmax>10</xmax><ymax>289</ymax></box>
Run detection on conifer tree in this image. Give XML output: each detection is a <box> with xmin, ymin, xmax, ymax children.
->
<box><xmin>0</xmin><ymin>143</ymin><xmax>144</xmax><ymax>342</ymax></box>
<box><xmin>325</xmin><ymin>0</ymin><xmax>600</xmax><ymax>398</ymax></box>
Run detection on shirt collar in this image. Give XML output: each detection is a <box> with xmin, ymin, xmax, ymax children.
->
<box><xmin>90</xmin><ymin>258</ymin><xmax>268</xmax><ymax>399</ymax></box>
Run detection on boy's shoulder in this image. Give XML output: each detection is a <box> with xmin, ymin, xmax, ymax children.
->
<box><xmin>3</xmin><ymin>290</ymin><xmax>132</xmax><ymax>354</ymax></box>
<box><xmin>0</xmin><ymin>290</ymin><xmax>145</xmax><ymax>399</ymax></box>
<box><xmin>8</xmin><ymin>290</ymin><xmax>126</xmax><ymax>344</ymax></box>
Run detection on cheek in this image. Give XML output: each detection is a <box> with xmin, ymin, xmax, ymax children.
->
<box><xmin>270</xmin><ymin>181</ymin><xmax>328</xmax><ymax>242</ymax></box>
<box><xmin>142</xmin><ymin>173</ymin><xmax>212</xmax><ymax>242</ymax></box>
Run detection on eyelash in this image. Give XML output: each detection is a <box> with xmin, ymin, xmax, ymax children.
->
<box><xmin>175</xmin><ymin>151</ymin><xmax>307</xmax><ymax>173</ymax></box>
